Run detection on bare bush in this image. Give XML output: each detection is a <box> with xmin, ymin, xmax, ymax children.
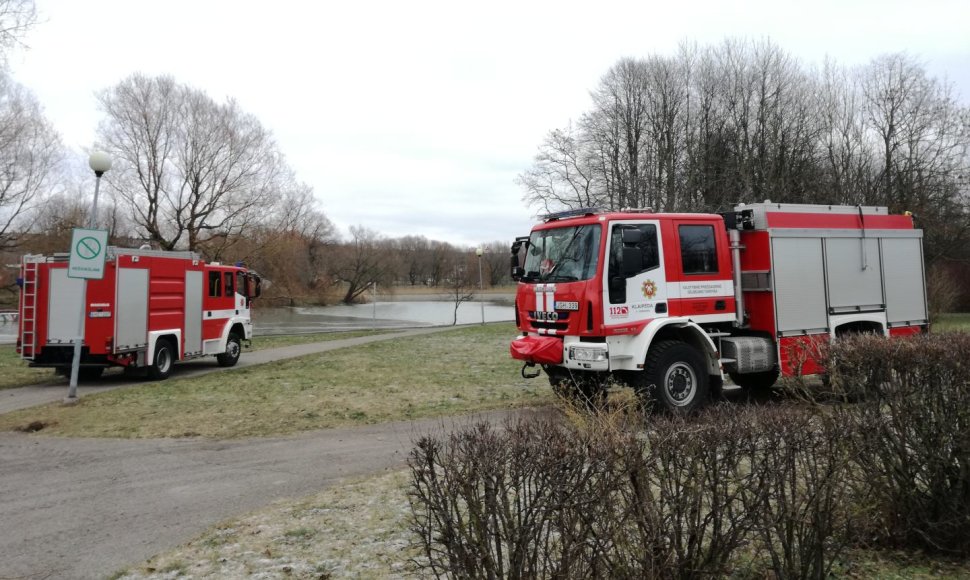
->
<box><xmin>828</xmin><ymin>333</ymin><xmax>970</xmax><ymax>555</ymax></box>
<box><xmin>408</xmin><ymin>419</ymin><xmax>635</xmax><ymax>578</ymax></box>
<box><xmin>743</xmin><ymin>406</ymin><xmax>859</xmax><ymax>579</ymax></box>
<box><xmin>408</xmin><ymin>404</ymin><xmax>865</xmax><ymax>579</ymax></box>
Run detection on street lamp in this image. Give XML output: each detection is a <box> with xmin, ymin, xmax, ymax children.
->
<box><xmin>476</xmin><ymin>247</ymin><xmax>485</xmax><ymax>325</ymax></box>
<box><xmin>65</xmin><ymin>152</ymin><xmax>112</xmax><ymax>403</ymax></box>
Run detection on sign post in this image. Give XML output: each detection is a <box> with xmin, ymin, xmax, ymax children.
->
<box><xmin>65</xmin><ymin>228</ymin><xmax>109</xmax><ymax>402</ymax></box>
<box><xmin>65</xmin><ymin>152</ymin><xmax>112</xmax><ymax>404</ymax></box>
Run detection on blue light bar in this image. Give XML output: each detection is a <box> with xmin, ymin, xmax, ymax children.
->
<box><xmin>541</xmin><ymin>207</ymin><xmax>604</xmax><ymax>222</ymax></box>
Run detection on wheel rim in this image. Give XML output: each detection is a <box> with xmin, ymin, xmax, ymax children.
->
<box><xmin>227</xmin><ymin>340</ymin><xmax>240</xmax><ymax>360</ymax></box>
<box><xmin>157</xmin><ymin>347</ymin><xmax>172</xmax><ymax>373</ymax></box>
<box><xmin>664</xmin><ymin>362</ymin><xmax>696</xmax><ymax>406</ymax></box>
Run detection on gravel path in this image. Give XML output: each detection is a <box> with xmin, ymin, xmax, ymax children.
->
<box><xmin>0</xmin><ymin>326</ymin><xmax>546</xmax><ymax>579</ymax></box>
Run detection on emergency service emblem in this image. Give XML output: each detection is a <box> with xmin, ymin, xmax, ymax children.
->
<box><xmin>641</xmin><ymin>279</ymin><xmax>658</xmax><ymax>299</ymax></box>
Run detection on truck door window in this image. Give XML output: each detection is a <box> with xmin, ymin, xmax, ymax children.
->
<box><xmin>224</xmin><ymin>272</ymin><xmax>235</xmax><ymax>295</ymax></box>
<box><xmin>608</xmin><ymin>224</ymin><xmax>659</xmax><ymax>304</ymax></box>
<box><xmin>208</xmin><ymin>271</ymin><xmax>222</xmax><ymax>297</ymax></box>
<box><xmin>679</xmin><ymin>224</ymin><xmax>718</xmax><ymax>274</ymax></box>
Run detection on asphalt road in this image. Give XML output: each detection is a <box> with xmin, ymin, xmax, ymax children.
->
<box><xmin>0</xmin><ymin>326</ymin><xmax>540</xmax><ymax>579</ymax></box>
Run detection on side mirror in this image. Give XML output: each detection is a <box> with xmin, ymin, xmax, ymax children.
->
<box><xmin>621</xmin><ymin>247</ymin><xmax>641</xmax><ymax>277</ymax></box>
<box><xmin>622</xmin><ymin>228</ymin><xmax>642</xmax><ymax>245</ymax></box>
<box><xmin>511</xmin><ymin>265</ymin><xmax>525</xmax><ymax>281</ymax></box>
<box><xmin>247</xmin><ymin>275</ymin><xmax>262</xmax><ymax>299</ymax></box>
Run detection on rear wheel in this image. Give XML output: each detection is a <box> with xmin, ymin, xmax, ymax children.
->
<box><xmin>217</xmin><ymin>332</ymin><xmax>241</xmax><ymax>367</ymax></box>
<box><xmin>147</xmin><ymin>339</ymin><xmax>175</xmax><ymax>381</ymax></box>
<box><xmin>639</xmin><ymin>340</ymin><xmax>710</xmax><ymax>414</ymax></box>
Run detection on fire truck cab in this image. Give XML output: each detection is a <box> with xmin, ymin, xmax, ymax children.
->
<box><xmin>510</xmin><ymin>203</ymin><xmax>928</xmax><ymax>412</ymax></box>
<box><xmin>18</xmin><ymin>247</ymin><xmax>261</xmax><ymax>380</ymax></box>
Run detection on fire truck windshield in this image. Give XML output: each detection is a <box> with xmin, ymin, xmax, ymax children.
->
<box><xmin>522</xmin><ymin>224</ymin><xmax>601</xmax><ymax>283</ymax></box>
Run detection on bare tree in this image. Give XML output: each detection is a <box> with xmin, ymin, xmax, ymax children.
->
<box><xmin>444</xmin><ymin>252</ymin><xmax>476</xmax><ymax>325</ymax></box>
<box><xmin>0</xmin><ymin>72</ymin><xmax>61</xmax><ymax>250</ymax></box>
<box><xmin>331</xmin><ymin>225</ymin><xmax>395</xmax><ymax>304</ymax></box>
<box><xmin>97</xmin><ymin>74</ymin><xmax>290</xmax><ymax>253</ymax></box>
<box><xmin>516</xmin><ymin>123</ymin><xmax>600</xmax><ymax>213</ymax></box>
<box><xmin>0</xmin><ymin>0</ymin><xmax>35</xmax><ymax>63</ymax></box>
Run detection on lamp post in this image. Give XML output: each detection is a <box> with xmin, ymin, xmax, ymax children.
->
<box><xmin>476</xmin><ymin>247</ymin><xmax>485</xmax><ymax>325</ymax></box>
<box><xmin>65</xmin><ymin>152</ymin><xmax>112</xmax><ymax>403</ymax></box>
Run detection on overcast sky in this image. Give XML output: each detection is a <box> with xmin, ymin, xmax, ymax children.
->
<box><xmin>8</xmin><ymin>0</ymin><xmax>970</xmax><ymax>247</ymax></box>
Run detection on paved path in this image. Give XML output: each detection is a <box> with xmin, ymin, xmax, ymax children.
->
<box><xmin>0</xmin><ymin>327</ymin><xmax>454</xmax><ymax>415</ymax></box>
<box><xmin>0</xmin><ymin>408</ymin><xmax>550</xmax><ymax>580</ymax></box>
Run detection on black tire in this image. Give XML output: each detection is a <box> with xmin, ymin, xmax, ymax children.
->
<box><xmin>640</xmin><ymin>340</ymin><xmax>710</xmax><ymax>414</ymax></box>
<box><xmin>729</xmin><ymin>369</ymin><xmax>779</xmax><ymax>391</ymax></box>
<box><xmin>78</xmin><ymin>367</ymin><xmax>104</xmax><ymax>381</ymax></box>
<box><xmin>147</xmin><ymin>339</ymin><xmax>175</xmax><ymax>381</ymax></box>
<box><xmin>217</xmin><ymin>332</ymin><xmax>242</xmax><ymax>367</ymax></box>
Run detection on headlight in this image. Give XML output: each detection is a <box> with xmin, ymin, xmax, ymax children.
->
<box><xmin>568</xmin><ymin>346</ymin><xmax>607</xmax><ymax>362</ymax></box>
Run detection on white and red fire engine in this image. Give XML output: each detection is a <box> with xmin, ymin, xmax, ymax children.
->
<box><xmin>510</xmin><ymin>202</ymin><xmax>928</xmax><ymax>412</ymax></box>
<box><xmin>17</xmin><ymin>247</ymin><xmax>261</xmax><ymax>380</ymax></box>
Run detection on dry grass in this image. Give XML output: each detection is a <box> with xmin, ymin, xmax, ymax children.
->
<box><xmin>0</xmin><ymin>323</ymin><xmax>549</xmax><ymax>438</ymax></box>
<box><xmin>0</xmin><ymin>346</ymin><xmax>58</xmax><ymax>390</ymax></box>
<box><xmin>933</xmin><ymin>312</ymin><xmax>970</xmax><ymax>333</ymax></box>
<box><xmin>114</xmin><ymin>470</ymin><xmax>418</xmax><ymax>579</ymax></box>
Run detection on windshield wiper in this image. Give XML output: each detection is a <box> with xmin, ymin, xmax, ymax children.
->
<box><xmin>547</xmin><ymin>274</ymin><xmax>579</xmax><ymax>282</ymax></box>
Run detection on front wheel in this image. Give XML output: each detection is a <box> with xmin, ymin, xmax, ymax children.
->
<box><xmin>639</xmin><ymin>340</ymin><xmax>710</xmax><ymax>414</ymax></box>
<box><xmin>147</xmin><ymin>339</ymin><xmax>175</xmax><ymax>381</ymax></box>
<box><xmin>217</xmin><ymin>332</ymin><xmax>241</xmax><ymax>367</ymax></box>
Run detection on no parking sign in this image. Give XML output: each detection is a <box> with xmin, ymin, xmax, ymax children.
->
<box><xmin>68</xmin><ymin>228</ymin><xmax>109</xmax><ymax>280</ymax></box>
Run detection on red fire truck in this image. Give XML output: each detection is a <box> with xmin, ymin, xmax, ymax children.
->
<box><xmin>510</xmin><ymin>202</ymin><xmax>928</xmax><ymax>412</ymax></box>
<box><xmin>17</xmin><ymin>247</ymin><xmax>261</xmax><ymax>380</ymax></box>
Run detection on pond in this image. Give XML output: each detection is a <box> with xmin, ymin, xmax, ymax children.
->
<box><xmin>0</xmin><ymin>298</ymin><xmax>516</xmax><ymax>343</ymax></box>
<box><xmin>254</xmin><ymin>299</ymin><xmax>515</xmax><ymax>335</ymax></box>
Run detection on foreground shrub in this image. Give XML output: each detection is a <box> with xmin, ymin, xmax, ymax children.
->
<box><xmin>828</xmin><ymin>333</ymin><xmax>970</xmax><ymax>555</ymax></box>
<box><xmin>407</xmin><ymin>404</ymin><xmax>857</xmax><ymax>578</ymax></box>
<box><xmin>407</xmin><ymin>419</ymin><xmax>634</xmax><ymax>578</ymax></box>
<box><xmin>743</xmin><ymin>407</ymin><xmax>859</xmax><ymax>579</ymax></box>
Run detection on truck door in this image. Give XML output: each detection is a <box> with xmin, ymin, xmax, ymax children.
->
<box><xmin>603</xmin><ymin>220</ymin><xmax>667</xmax><ymax>326</ymax></box>
<box><xmin>202</xmin><ymin>268</ymin><xmax>235</xmax><ymax>342</ymax></box>
<box><xmin>667</xmin><ymin>220</ymin><xmax>735</xmax><ymax>322</ymax></box>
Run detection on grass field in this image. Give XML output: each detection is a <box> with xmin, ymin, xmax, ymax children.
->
<box><xmin>934</xmin><ymin>312</ymin><xmax>970</xmax><ymax>332</ymax></box>
<box><xmin>0</xmin><ymin>323</ymin><xmax>549</xmax><ymax>438</ymax></box>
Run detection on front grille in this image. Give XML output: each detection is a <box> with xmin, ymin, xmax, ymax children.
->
<box><xmin>531</xmin><ymin>321</ymin><xmax>569</xmax><ymax>331</ymax></box>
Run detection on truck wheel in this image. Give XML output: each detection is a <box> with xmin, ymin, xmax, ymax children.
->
<box><xmin>217</xmin><ymin>332</ymin><xmax>241</xmax><ymax>367</ymax></box>
<box><xmin>147</xmin><ymin>339</ymin><xmax>175</xmax><ymax>381</ymax></box>
<box><xmin>640</xmin><ymin>340</ymin><xmax>710</xmax><ymax>414</ymax></box>
<box><xmin>728</xmin><ymin>369</ymin><xmax>779</xmax><ymax>392</ymax></box>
